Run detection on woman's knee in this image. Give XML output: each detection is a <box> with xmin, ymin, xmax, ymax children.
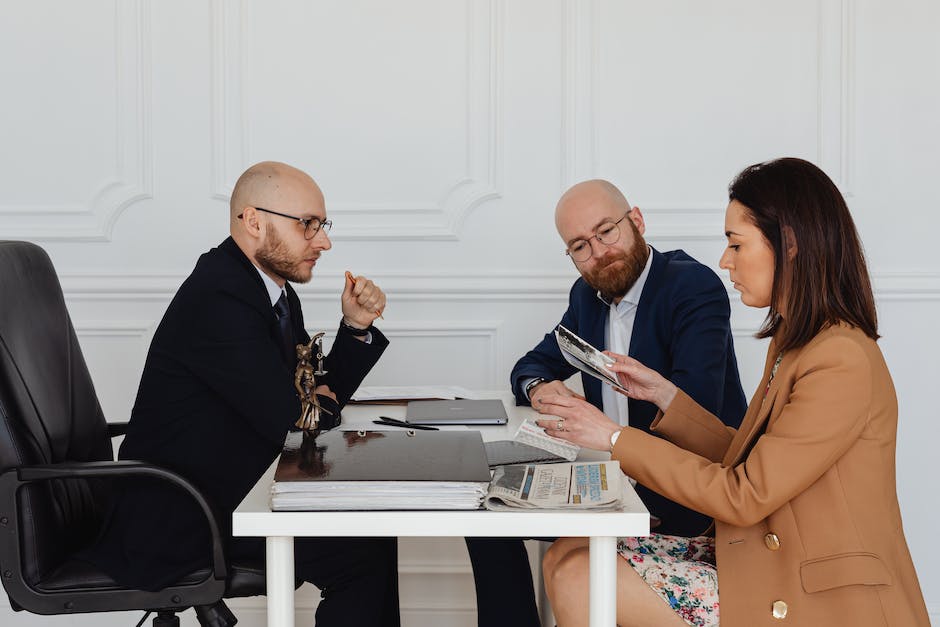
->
<box><xmin>542</xmin><ymin>538</ymin><xmax>582</xmax><ymax>584</ymax></box>
<box><xmin>544</xmin><ymin>544</ymin><xmax>590</xmax><ymax>599</ymax></box>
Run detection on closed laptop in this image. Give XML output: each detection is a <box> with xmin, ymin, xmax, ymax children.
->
<box><xmin>405</xmin><ymin>399</ymin><xmax>509</xmax><ymax>425</ymax></box>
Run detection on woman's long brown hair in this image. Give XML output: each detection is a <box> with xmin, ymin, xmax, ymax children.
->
<box><xmin>728</xmin><ymin>158</ymin><xmax>878</xmax><ymax>352</ymax></box>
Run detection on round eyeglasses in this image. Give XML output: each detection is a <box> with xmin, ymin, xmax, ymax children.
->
<box><xmin>238</xmin><ymin>206</ymin><xmax>332</xmax><ymax>240</ymax></box>
<box><xmin>564</xmin><ymin>213</ymin><xmax>629</xmax><ymax>262</ymax></box>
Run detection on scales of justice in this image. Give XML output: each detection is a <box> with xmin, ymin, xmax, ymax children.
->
<box><xmin>293</xmin><ymin>331</ymin><xmax>332</xmax><ymax>437</ymax></box>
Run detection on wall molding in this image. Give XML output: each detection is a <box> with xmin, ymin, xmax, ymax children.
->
<box><xmin>561</xmin><ymin>0</ymin><xmax>855</xmax><ymax>231</ymax></box>
<box><xmin>73</xmin><ymin>321</ymin><xmax>153</xmax><ymax>338</ymax></box>
<box><xmin>398</xmin><ymin>562</ymin><xmax>474</xmax><ymax>576</ymax></box>
<box><xmin>58</xmin><ymin>271</ymin><xmax>940</xmax><ymax>303</ymax></box>
<box><xmin>310</xmin><ymin>320</ymin><xmax>501</xmax><ymax>386</ymax></box>
<box><xmin>0</xmin><ymin>0</ymin><xmax>153</xmax><ymax>241</ymax></box>
<box><xmin>209</xmin><ymin>0</ymin><xmax>502</xmax><ymax>240</ymax></box>
<box><xmin>817</xmin><ymin>0</ymin><xmax>855</xmax><ymax>195</ymax></box>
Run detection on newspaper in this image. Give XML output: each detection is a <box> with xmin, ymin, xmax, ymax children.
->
<box><xmin>555</xmin><ymin>324</ymin><xmax>628</xmax><ymax>393</ymax></box>
<box><xmin>513</xmin><ymin>419</ymin><xmax>580</xmax><ymax>461</ymax></box>
<box><xmin>483</xmin><ymin>461</ymin><xmax>623</xmax><ymax>511</ymax></box>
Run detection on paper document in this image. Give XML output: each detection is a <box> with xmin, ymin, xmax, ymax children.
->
<box><xmin>555</xmin><ymin>324</ymin><xmax>627</xmax><ymax>393</ymax></box>
<box><xmin>513</xmin><ymin>419</ymin><xmax>580</xmax><ymax>461</ymax></box>
<box><xmin>484</xmin><ymin>461</ymin><xmax>623</xmax><ymax>511</ymax></box>
<box><xmin>350</xmin><ymin>385</ymin><xmax>479</xmax><ymax>402</ymax></box>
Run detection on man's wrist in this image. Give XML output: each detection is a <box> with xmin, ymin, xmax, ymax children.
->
<box><xmin>523</xmin><ymin>377</ymin><xmax>546</xmax><ymax>400</ymax></box>
<box><xmin>340</xmin><ymin>317</ymin><xmax>371</xmax><ymax>335</ymax></box>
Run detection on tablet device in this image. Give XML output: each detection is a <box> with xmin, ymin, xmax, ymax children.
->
<box><xmin>405</xmin><ymin>399</ymin><xmax>509</xmax><ymax>425</ymax></box>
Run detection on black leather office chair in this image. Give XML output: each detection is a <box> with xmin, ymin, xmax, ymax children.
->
<box><xmin>0</xmin><ymin>241</ymin><xmax>276</xmax><ymax>627</ymax></box>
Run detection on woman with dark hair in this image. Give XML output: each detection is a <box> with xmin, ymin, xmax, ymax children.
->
<box><xmin>533</xmin><ymin>158</ymin><xmax>929</xmax><ymax>627</ymax></box>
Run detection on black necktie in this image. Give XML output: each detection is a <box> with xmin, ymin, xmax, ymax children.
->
<box><xmin>274</xmin><ymin>292</ymin><xmax>294</xmax><ymax>365</ymax></box>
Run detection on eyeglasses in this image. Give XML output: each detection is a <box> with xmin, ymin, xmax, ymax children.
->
<box><xmin>238</xmin><ymin>206</ymin><xmax>332</xmax><ymax>240</ymax></box>
<box><xmin>565</xmin><ymin>214</ymin><xmax>629</xmax><ymax>262</ymax></box>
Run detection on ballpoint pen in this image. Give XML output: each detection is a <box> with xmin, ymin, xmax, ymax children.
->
<box><xmin>372</xmin><ymin>416</ymin><xmax>439</xmax><ymax>431</ymax></box>
<box><xmin>346</xmin><ymin>270</ymin><xmax>385</xmax><ymax>319</ymax></box>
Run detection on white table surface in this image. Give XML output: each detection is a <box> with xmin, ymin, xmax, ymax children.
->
<box><xmin>233</xmin><ymin>391</ymin><xmax>650</xmax><ymax>626</ymax></box>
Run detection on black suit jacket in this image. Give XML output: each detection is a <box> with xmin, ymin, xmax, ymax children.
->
<box><xmin>89</xmin><ymin>237</ymin><xmax>388</xmax><ymax>589</ymax></box>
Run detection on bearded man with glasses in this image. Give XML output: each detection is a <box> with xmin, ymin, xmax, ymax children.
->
<box><xmin>86</xmin><ymin>161</ymin><xmax>399</xmax><ymax>626</ymax></box>
<box><xmin>465</xmin><ymin>180</ymin><xmax>748</xmax><ymax>627</ymax></box>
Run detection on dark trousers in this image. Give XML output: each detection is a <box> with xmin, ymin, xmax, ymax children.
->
<box><xmin>230</xmin><ymin>536</ymin><xmax>400</xmax><ymax>627</ymax></box>
<box><xmin>465</xmin><ymin>537</ymin><xmax>541</xmax><ymax>627</ymax></box>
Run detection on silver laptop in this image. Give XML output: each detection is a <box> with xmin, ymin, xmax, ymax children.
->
<box><xmin>405</xmin><ymin>399</ymin><xmax>509</xmax><ymax>425</ymax></box>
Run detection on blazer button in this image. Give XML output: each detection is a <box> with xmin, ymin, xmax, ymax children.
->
<box><xmin>772</xmin><ymin>600</ymin><xmax>788</xmax><ymax>619</ymax></box>
<box><xmin>764</xmin><ymin>532</ymin><xmax>781</xmax><ymax>550</ymax></box>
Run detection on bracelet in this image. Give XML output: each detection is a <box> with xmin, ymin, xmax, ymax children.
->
<box><xmin>609</xmin><ymin>429</ymin><xmax>622</xmax><ymax>451</ymax></box>
<box><xmin>340</xmin><ymin>317</ymin><xmax>371</xmax><ymax>336</ymax></box>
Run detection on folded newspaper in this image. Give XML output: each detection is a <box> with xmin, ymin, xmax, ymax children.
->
<box><xmin>513</xmin><ymin>418</ymin><xmax>580</xmax><ymax>461</ymax></box>
<box><xmin>483</xmin><ymin>460</ymin><xmax>623</xmax><ymax>511</ymax></box>
<box><xmin>555</xmin><ymin>324</ymin><xmax>628</xmax><ymax>393</ymax></box>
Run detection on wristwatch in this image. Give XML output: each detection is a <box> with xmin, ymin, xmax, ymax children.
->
<box><xmin>524</xmin><ymin>377</ymin><xmax>546</xmax><ymax>400</ymax></box>
<box><xmin>339</xmin><ymin>317</ymin><xmax>372</xmax><ymax>337</ymax></box>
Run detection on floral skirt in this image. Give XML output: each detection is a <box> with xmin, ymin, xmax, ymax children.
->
<box><xmin>617</xmin><ymin>533</ymin><xmax>719</xmax><ymax>627</ymax></box>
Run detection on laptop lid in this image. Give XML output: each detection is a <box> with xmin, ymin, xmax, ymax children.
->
<box><xmin>405</xmin><ymin>399</ymin><xmax>509</xmax><ymax>425</ymax></box>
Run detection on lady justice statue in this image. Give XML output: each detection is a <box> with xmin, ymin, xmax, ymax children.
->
<box><xmin>293</xmin><ymin>332</ymin><xmax>332</xmax><ymax>437</ymax></box>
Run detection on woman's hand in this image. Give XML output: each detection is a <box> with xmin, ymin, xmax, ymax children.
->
<box><xmin>603</xmin><ymin>352</ymin><xmax>678</xmax><ymax>412</ymax></box>
<box><xmin>534</xmin><ymin>394</ymin><xmax>621</xmax><ymax>451</ymax></box>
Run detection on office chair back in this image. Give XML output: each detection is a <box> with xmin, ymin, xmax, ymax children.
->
<box><xmin>0</xmin><ymin>242</ymin><xmax>284</xmax><ymax>627</ymax></box>
<box><xmin>0</xmin><ymin>240</ymin><xmax>114</xmax><ymax>587</ymax></box>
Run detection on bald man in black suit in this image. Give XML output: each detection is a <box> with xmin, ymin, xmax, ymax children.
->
<box><xmin>88</xmin><ymin>161</ymin><xmax>399</xmax><ymax>626</ymax></box>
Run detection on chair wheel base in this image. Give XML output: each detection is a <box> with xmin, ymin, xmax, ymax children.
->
<box><xmin>153</xmin><ymin>610</ymin><xmax>181</xmax><ymax>627</ymax></box>
<box><xmin>195</xmin><ymin>600</ymin><xmax>238</xmax><ymax>627</ymax></box>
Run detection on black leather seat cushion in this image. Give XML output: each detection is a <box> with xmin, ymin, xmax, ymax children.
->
<box><xmin>38</xmin><ymin>560</ymin><xmax>214</xmax><ymax>593</ymax></box>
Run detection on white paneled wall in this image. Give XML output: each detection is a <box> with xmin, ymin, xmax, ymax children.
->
<box><xmin>1</xmin><ymin>0</ymin><xmax>938</xmax><ymax>624</ymax></box>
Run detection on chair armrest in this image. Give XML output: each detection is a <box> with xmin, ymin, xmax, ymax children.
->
<box><xmin>106</xmin><ymin>422</ymin><xmax>129</xmax><ymax>438</ymax></box>
<box><xmin>0</xmin><ymin>460</ymin><xmax>227</xmax><ymax>580</ymax></box>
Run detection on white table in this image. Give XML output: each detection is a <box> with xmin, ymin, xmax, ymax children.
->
<box><xmin>233</xmin><ymin>393</ymin><xmax>650</xmax><ymax>626</ymax></box>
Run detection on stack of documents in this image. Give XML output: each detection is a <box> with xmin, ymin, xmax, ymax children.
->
<box><xmin>270</xmin><ymin>430</ymin><xmax>491</xmax><ymax>511</ymax></box>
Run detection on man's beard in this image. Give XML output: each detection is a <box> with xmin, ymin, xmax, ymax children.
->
<box><xmin>256</xmin><ymin>229</ymin><xmax>313</xmax><ymax>284</ymax></box>
<box><xmin>581</xmin><ymin>228</ymin><xmax>649</xmax><ymax>302</ymax></box>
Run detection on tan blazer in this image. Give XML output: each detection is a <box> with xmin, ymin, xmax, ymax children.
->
<box><xmin>612</xmin><ymin>324</ymin><xmax>929</xmax><ymax>626</ymax></box>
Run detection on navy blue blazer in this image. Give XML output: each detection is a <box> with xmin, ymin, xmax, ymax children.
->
<box><xmin>88</xmin><ymin>237</ymin><xmax>388</xmax><ymax>589</ymax></box>
<box><xmin>511</xmin><ymin>247</ymin><xmax>746</xmax><ymax>536</ymax></box>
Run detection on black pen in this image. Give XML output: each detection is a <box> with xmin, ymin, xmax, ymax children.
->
<box><xmin>373</xmin><ymin>416</ymin><xmax>439</xmax><ymax>431</ymax></box>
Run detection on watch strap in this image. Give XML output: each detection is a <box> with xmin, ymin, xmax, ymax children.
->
<box><xmin>339</xmin><ymin>317</ymin><xmax>372</xmax><ymax>336</ymax></box>
<box><xmin>524</xmin><ymin>377</ymin><xmax>546</xmax><ymax>400</ymax></box>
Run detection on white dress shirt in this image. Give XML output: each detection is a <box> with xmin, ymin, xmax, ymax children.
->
<box><xmin>600</xmin><ymin>247</ymin><xmax>653</xmax><ymax>427</ymax></box>
<box><xmin>254</xmin><ymin>266</ymin><xmax>286</xmax><ymax>307</ymax></box>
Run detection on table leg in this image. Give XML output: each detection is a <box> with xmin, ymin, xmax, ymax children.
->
<box><xmin>266</xmin><ymin>536</ymin><xmax>295</xmax><ymax>627</ymax></box>
<box><xmin>589</xmin><ymin>536</ymin><xmax>617</xmax><ymax>626</ymax></box>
